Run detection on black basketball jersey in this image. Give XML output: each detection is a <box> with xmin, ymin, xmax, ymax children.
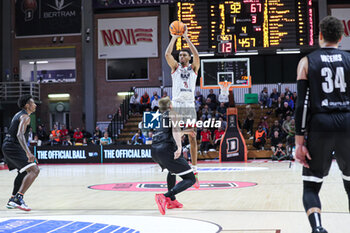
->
<box><xmin>307</xmin><ymin>48</ymin><xmax>350</xmax><ymax>114</ymax></box>
<box><xmin>7</xmin><ymin>109</ymin><xmax>30</xmax><ymax>144</ymax></box>
<box><xmin>152</xmin><ymin>111</ymin><xmax>177</xmax><ymax>150</ymax></box>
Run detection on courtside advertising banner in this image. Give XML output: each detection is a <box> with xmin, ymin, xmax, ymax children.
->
<box><xmin>102</xmin><ymin>145</ymin><xmax>154</xmax><ymax>163</ymax></box>
<box><xmin>331</xmin><ymin>8</ymin><xmax>350</xmax><ymax>50</ymax></box>
<box><xmin>98</xmin><ymin>17</ymin><xmax>158</xmax><ymax>59</ymax></box>
<box><xmin>15</xmin><ymin>0</ymin><xmax>82</xmax><ymax>37</ymax></box>
<box><xmin>36</xmin><ymin>146</ymin><xmax>100</xmax><ymax>164</ymax></box>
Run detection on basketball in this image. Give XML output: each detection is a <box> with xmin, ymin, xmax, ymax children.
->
<box><xmin>169</xmin><ymin>20</ymin><xmax>185</xmax><ymax>36</ymax></box>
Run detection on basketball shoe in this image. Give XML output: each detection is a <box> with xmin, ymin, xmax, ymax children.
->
<box><xmin>155</xmin><ymin>194</ymin><xmax>170</xmax><ymax>215</ymax></box>
<box><xmin>6</xmin><ymin>197</ymin><xmax>15</xmax><ymax>209</ymax></box>
<box><xmin>193</xmin><ymin>172</ymin><xmax>200</xmax><ymax>189</ymax></box>
<box><xmin>167</xmin><ymin>199</ymin><xmax>183</xmax><ymax>209</ymax></box>
<box><xmin>8</xmin><ymin>196</ymin><xmax>31</xmax><ymax>211</ymax></box>
<box><xmin>312</xmin><ymin>227</ymin><xmax>328</xmax><ymax>233</ymax></box>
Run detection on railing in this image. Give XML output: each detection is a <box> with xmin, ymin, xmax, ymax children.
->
<box><xmin>108</xmin><ymin>92</ymin><xmax>132</xmax><ymax>141</ymax></box>
<box><xmin>0</xmin><ymin>82</ymin><xmax>40</xmax><ymax>101</ymax></box>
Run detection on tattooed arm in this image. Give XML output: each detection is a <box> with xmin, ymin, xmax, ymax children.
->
<box><xmin>17</xmin><ymin>115</ymin><xmax>35</xmax><ymax>163</ymax></box>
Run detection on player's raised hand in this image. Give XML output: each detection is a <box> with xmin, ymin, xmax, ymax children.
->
<box><xmin>171</xmin><ymin>34</ymin><xmax>181</xmax><ymax>40</ymax></box>
<box><xmin>183</xmin><ymin>24</ymin><xmax>188</xmax><ymax>38</ymax></box>
<box><xmin>294</xmin><ymin>144</ymin><xmax>311</xmax><ymax>168</ymax></box>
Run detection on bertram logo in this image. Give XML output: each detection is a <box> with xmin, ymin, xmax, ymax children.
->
<box><xmin>44</xmin><ymin>0</ymin><xmax>76</xmax><ymax>18</ymax></box>
<box><xmin>101</xmin><ymin>28</ymin><xmax>154</xmax><ymax>46</ymax></box>
<box><xmin>143</xmin><ymin>111</ymin><xmax>222</xmax><ymax>129</ymax></box>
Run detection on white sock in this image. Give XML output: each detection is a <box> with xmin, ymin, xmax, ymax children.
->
<box><xmin>192</xmin><ymin>165</ymin><xmax>197</xmax><ymax>173</ymax></box>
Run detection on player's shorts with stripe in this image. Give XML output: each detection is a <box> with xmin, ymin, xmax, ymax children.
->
<box><xmin>171</xmin><ymin>100</ymin><xmax>197</xmax><ymax>127</ymax></box>
<box><xmin>303</xmin><ymin>112</ymin><xmax>350</xmax><ymax>183</ymax></box>
<box><xmin>152</xmin><ymin>142</ymin><xmax>192</xmax><ymax>176</ymax></box>
<box><xmin>2</xmin><ymin>137</ymin><xmax>36</xmax><ymax>173</ymax></box>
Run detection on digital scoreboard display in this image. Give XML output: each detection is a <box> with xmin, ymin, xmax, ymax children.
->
<box><xmin>175</xmin><ymin>0</ymin><xmax>314</xmax><ymax>53</ymax></box>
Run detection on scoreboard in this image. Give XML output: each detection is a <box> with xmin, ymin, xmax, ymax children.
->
<box><xmin>175</xmin><ymin>0</ymin><xmax>314</xmax><ymax>53</ymax></box>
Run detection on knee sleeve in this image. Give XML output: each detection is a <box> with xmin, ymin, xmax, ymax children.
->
<box><xmin>303</xmin><ymin>181</ymin><xmax>322</xmax><ymax>212</ymax></box>
<box><xmin>167</xmin><ymin>172</ymin><xmax>176</xmax><ymax>192</ymax></box>
<box><xmin>13</xmin><ymin>171</ymin><xmax>27</xmax><ymax>196</ymax></box>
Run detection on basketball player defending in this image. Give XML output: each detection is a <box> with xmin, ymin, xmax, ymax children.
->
<box><xmin>165</xmin><ymin>25</ymin><xmax>200</xmax><ymax>189</ymax></box>
<box><xmin>2</xmin><ymin>95</ymin><xmax>40</xmax><ymax>211</ymax></box>
<box><xmin>153</xmin><ymin>97</ymin><xmax>196</xmax><ymax>215</ymax></box>
<box><xmin>295</xmin><ymin>16</ymin><xmax>350</xmax><ymax>233</ymax></box>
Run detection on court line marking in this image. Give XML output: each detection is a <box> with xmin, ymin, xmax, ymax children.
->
<box><xmin>47</xmin><ymin>221</ymin><xmax>75</xmax><ymax>233</ymax></box>
<box><xmin>74</xmin><ymin>222</ymin><xmax>95</xmax><ymax>233</ymax></box>
<box><xmin>13</xmin><ymin>220</ymin><xmax>50</xmax><ymax>233</ymax></box>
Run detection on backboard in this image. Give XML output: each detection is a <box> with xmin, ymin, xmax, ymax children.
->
<box><xmin>200</xmin><ymin>58</ymin><xmax>251</xmax><ymax>89</ymax></box>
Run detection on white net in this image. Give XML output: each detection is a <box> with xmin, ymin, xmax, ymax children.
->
<box><xmin>218</xmin><ymin>81</ymin><xmax>231</xmax><ymax>96</ymax></box>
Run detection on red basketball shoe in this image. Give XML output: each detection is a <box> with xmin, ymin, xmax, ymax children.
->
<box><xmin>193</xmin><ymin>172</ymin><xmax>200</xmax><ymax>189</ymax></box>
<box><xmin>167</xmin><ymin>199</ymin><xmax>183</xmax><ymax>209</ymax></box>
<box><xmin>155</xmin><ymin>194</ymin><xmax>169</xmax><ymax>215</ymax></box>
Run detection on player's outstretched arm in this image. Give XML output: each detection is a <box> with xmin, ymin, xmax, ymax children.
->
<box><xmin>170</xmin><ymin>110</ymin><xmax>183</xmax><ymax>159</ymax></box>
<box><xmin>183</xmin><ymin>25</ymin><xmax>200</xmax><ymax>73</ymax></box>
<box><xmin>165</xmin><ymin>35</ymin><xmax>180</xmax><ymax>72</ymax></box>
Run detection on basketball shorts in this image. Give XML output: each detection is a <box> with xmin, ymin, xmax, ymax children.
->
<box><xmin>303</xmin><ymin>112</ymin><xmax>350</xmax><ymax>183</ymax></box>
<box><xmin>2</xmin><ymin>138</ymin><xmax>36</xmax><ymax>173</ymax></box>
<box><xmin>171</xmin><ymin>100</ymin><xmax>197</xmax><ymax>128</ymax></box>
<box><xmin>152</xmin><ymin>142</ymin><xmax>193</xmax><ymax>176</ymax></box>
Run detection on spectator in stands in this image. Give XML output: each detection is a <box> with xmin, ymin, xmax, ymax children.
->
<box><xmin>50</xmin><ymin>124</ymin><xmax>60</xmax><ymax>145</ymax></box>
<box><xmin>150</xmin><ymin>91</ymin><xmax>160</xmax><ymax>103</ymax></box>
<box><xmin>281</xmin><ymin>101</ymin><xmax>293</xmax><ymax>119</ymax></box>
<box><xmin>275</xmin><ymin>97</ymin><xmax>284</xmax><ymax>117</ymax></box>
<box><xmin>205</xmin><ymin>97</ymin><xmax>217</xmax><ymax>111</ymax></box>
<box><xmin>27</xmin><ymin>127</ymin><xmax>34</xmax><ymax>145</ymax></box>
<box><xmin>195</xmin><ymin>91</ymin><xmax>204</xmax><ymax>105</ymax></box>
<box><xmin>218</xmin><ymin>117</ymin><xmax>227</xmax><ymax>131</ymax></box>
<box><xmin>284</xmin><ymin>87</ymin><xmax>293</xmax><ymax>99</ymax></box>
<box><xmin>270</xmin><ymin>130</ymin><xmax>283</xmax><ymax>153</ymax></box>
<box><xmin>94</xmin><ymin>126</ymin><xmax>103</xmax><ymax>138</ymax></box>
<box><xmin>151</xmin><ymin>95</ymin><xmax>159</xmax><ymax>111</ymax></box>
<box><xmin>270</xmin><ymin>88</ymin><xmax>280</xmax><ymax>108</ymax></box>
<box><xmin>130</xmin><ymin>93</ymin><xmax>141</xmax><ymax>114</ymax></box>
<box><xmin>60</xmin><ymin>124</ymin><xmax>68</xmax><ymax>143</ymax></box>
<box><xmin>140</xmin><ymin>91</ymin><xmax>151</xmax><ymax>112</ymax></box>
<box><xmin>259</xmin><ymin>116</ymin><xmax>269</xmax><ymax>135</ymax></box>
<box><xmin>81</xmin><ymin>127</ymin><xmax>92</xmax><ymax>140</ymax></box>
<box><xmin>131</xmin><ymin>129</ymin><xmax>146</xmax><ymax>145</ymax></box>
<box><xmin>218</xmin><ymin>90</ymin><xmax>229</xmax><ymax>105</ymax></box>
<box><xmin>213</xmin><ymin>127</ymin><xmax>225</xmax><ymax>150</ymax></box>
<box><xmin>279</xmin><ymin>92</ymin><xmax>286</xmax><ymax>102</ymax></box>
<box><xmin>216</xmin><ymin>102</ymin><xmax>227</xmax><ymax>120</ymax></box>
<box><xmin>285</xmin><ymin>95</ymin><xmax>294</xmax><ymax>109</ymax></box>
<box><xmin>253</xmin><ymin>125</ymin><xmax>266</xmax><ymax>150</ymax></box>
<box><xmin>91</xmin><ymin>126</ymin><xmax>102</xmax><ymax>145</ymax></box>
<box><xmin>243</xmin><ymin>105</ymin><xmax>254</xmax><ymax>135</ymax></box>
<box><xmin>269</xmin><ymin>120</ymin><xmax>283</xmax><ymax>138</ymax></box>
<box><xmin>29</xmin><ymin>135</ymin><xmax>41</xmax><ymax>147</ymax></box>
<box><xmin>36</xmin><ymin>124</ymin><xmax>47</xmax><ymax>142</ymax></box>
<box><xmin>207</xmin><ymin>89</ymin><xmax>217</xmax><ymax>105</ymax></box>
<box><xmin>161</xmin><ymin>91</ymin><xmax>168</xmax><ymax>98</ymax></box>
<box><xmin>145</xmin><ymin>131</ymin><xmax>153</xmax><ymax>145</ymax></box>
<box><xmin>292</xmin><ymin>91</ymin><xmax>297</xmax><ymax>103</ymax></box>
<box><xmin>282</xmin><ymin>115</ymin><xmax>292</xmax><ymax>138</ymax></box>
<box><xmin>100</xmin><ymin>132</ymin><xmax>112</xmax><ymax>145</ymax></box>
<box><xmin>286</xmin><ymin>119</ymin><xmax>296</xmax><ymax>158</ymax></box>
<box><xmin>199</xmin><ymin>128</ymin><xmax>212</xmax><ymax>155</ymax></box>
<box><xmin>259</xmin><ymin>87</ymin><xmax>269</xmax><ymax>108</ymax></box>
<box><xmin>272</xmin><ymin>143</ymin><xmax>287</xmax><ymax>161</ymax></box>
<box><xmin>201</xmin><ymin>104</ymin><xmax>213</xmax><ymax>120</ymax></box>
<box><xmin>73</xmin><ymin>128</ymin><xmax>84</xmax><ymax>144</ymax></box>
<box><xmin>63</xmin><ymin>135</ymin><xmax>73</xmax><ymax>146</ymax></box>
<box><xmin>195</xmin><ymin>97</ymin><xmax>202</xmax><ymax>112</ymax></box>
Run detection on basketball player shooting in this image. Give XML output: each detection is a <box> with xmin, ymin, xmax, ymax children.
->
<box><xmin>2</xmin><ymin>95</ymin><xmax>40</xmax><ymax>211</ymax></box>
<box><xmin>165</xmin><ymin>23</ymin><xmax>200</xmax><ymax>189</ymax></box>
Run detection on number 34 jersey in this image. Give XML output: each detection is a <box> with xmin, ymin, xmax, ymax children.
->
<box><xmin>171</xmin><ymin>63</ymin><xmax>197</xmax><ymax>103</ymax></box>
<box><xmin>307</xmin><ymin>48</ymin><xmax>350</xmax><ymax>114</ymax></box>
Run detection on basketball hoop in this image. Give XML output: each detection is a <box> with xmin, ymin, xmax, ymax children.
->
<box><xmin>218</xmin><ymin>81</ymin><xmax>232</xmax><ymax>96</ymax></box>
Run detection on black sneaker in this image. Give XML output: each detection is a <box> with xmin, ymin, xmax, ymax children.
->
<box><xmin>6</xmin><ymin>197</ymin><xmax>15</xmax><ymax>209</ymax></box>
<box><xmin>8</xmin><ymin>197</ymin><xmax>31</xmax><ymax>211</ymax></box>
<box><xmin>312</xmin><ymin>227</ymin><xmax>328</xmax><ymax>233</ymax></box>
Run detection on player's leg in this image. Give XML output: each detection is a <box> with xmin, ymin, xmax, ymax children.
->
<box><xmin>303</xmin><ymin>130</ymin><xmax>334</xmax><ymax>233</ymax></box>
<box><xmin>166</xmin><ymin>172</ymin><xmax>176</xmax><ymax>201</ymax></box>
<box><xmin>334</xmin><ymin>131</ymin><xmax>350</xmax><ymax>212</ymax></box>
<box><xmin>6</xmin><ymin>171</ymin><xmax>27</xmax><ymax>209</ymax></box>
<box><xmin>188</xmin><ymin>134</ymin><xmax>199</xmax><ymax>188</ymax></box>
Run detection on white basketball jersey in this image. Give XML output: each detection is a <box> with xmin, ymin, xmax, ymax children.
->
<box><xmin>171</xmin><ymin>63</ymin><xmax>197</xmax><ymax>102</ymax></box>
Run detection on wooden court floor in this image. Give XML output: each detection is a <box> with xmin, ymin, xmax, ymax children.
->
<box><xmin>0</xmin><ymin>161</ymin><xmax>349</xmax><ymax>233</ymax></box>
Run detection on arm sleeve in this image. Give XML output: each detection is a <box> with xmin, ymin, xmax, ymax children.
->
<box><xmin>295</xmin><ymin>80</ymin><xmax>310</xmax><ymax>135</ymax></box>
